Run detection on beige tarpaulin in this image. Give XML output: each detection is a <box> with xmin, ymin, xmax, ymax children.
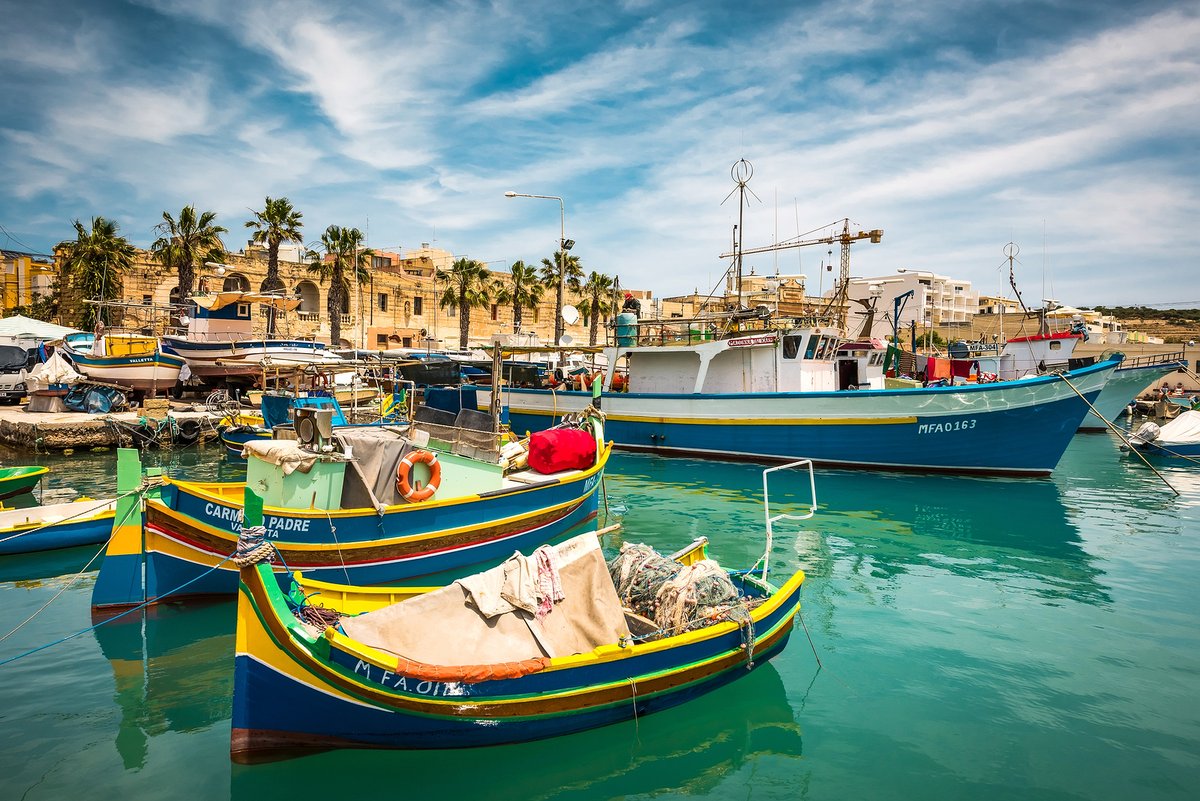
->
<box><xmin>241</xmin><ymin>440</ymin><xmax>321</xmax><ymax>475</ymax></box>
<box><xmin>339</xmin><ymin>533</ymin><xmax>631</xmax><ymax>665</ymax></box>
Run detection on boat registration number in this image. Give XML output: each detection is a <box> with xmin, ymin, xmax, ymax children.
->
<box><xmin>918</xmin><ymin>419</ymin><xmax>977</xmax><ymax>434</ymax></box>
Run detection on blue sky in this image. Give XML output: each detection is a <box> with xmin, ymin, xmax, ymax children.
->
<box><xmin>0</xmin><ymin>0</ymin><xmax>1197</xmax><ymax>307</ymax></box>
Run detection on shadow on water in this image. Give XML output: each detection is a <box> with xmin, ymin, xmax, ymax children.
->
<box><xmin>91</xmin><ymin>599</ymin><xmax>236</xmax><ymax>770</ymax></box>
<box><xmin>230</xmin><ymin>664</ymin><xmax>802</xmax><ymax>801</ymax></box>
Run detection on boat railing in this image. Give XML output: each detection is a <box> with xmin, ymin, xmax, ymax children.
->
<box><xmin>1120</xmin><ymin>350</ymin><xmax>1187</xmax><ymax>369</ymax></box>
<box><xmin>759</xmin><ymin>459</ymin><xmax>817</xmax><ymax>583</ymax></box>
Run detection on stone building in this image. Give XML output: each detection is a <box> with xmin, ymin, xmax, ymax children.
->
<box><xmin>51</xmin><ymin>240</ymin><xmax>642</xmax><ymax>351</ymax></box>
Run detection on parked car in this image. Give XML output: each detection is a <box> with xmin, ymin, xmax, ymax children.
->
<box><xmin>0</xmin><ymin>345</ymin><xmax>34</xmax><ymax>404</ymax></box>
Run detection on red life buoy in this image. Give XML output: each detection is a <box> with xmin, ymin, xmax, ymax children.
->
<box><xmin>396</xmin><ymin>450</ymin><xmax>442</xmax><ymax>502</ymax></box>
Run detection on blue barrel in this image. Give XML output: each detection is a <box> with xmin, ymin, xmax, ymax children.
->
<box><xmin>616</xmin><ymin>312</ymin><xmax>638</xmax><ymax>346</ymax></box>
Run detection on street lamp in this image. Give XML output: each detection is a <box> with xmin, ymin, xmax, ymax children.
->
<box><xmin>505</xmin><ymin>190</ymin><xmax>573</xmax><ymax>345</ymax></box>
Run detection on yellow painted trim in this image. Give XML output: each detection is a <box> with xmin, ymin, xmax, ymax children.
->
<box><xmin>163</xmin><ymin>443</ymin><xmax>611</xmax><ymax>519</ymax></box>
<box><xmin>147</xmin><ymin>484</ymin><xmax>595</xmax><ymax>554</ymax></box>
<box><xmin>509</xmin><ymin>407</ymin><xmax>915</xmax><ymax>426</ymax></box>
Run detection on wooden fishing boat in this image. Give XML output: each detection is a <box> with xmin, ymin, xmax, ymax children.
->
<box><xmin>229</xmin><ymin>459</ymin><xmax>812</xmax><ymax>759</ymax></box>
<box><xmin>60</xmin><ymin>332</ymin><xmax>185</xmax><ymax>392</ymax></box>
<box><xmin>0</xmin><ymin>497</ymin><xmax>116</xmax><ymax>554</ymax></box>
<box><xmin>93</xmin><ymin>409</ymin><xmax>609</xmax><ymax>608</ymax></box>
<box><xmin>0</xmin><ymin>465</ymin><xmax>48</xmax><ymax>500</ymax></box>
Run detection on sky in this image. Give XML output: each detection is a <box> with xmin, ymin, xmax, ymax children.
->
<box><xmin>0</xmin><ymin>0</ymin><xmax>1197</xmax><ymax>308</ymax></box>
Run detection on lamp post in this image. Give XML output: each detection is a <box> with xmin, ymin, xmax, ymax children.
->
<box><xmin>505</xmin><ymin>191</ymin><xmax>574</xmax><ymax>345</ymax></box>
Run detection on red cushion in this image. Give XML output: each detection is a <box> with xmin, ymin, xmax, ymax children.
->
<box><xmin>527</xmin><ymin>428</ymin><xmax>596</xmax><ymax>474</ymax></box>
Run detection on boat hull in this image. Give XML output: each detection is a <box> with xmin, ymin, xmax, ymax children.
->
<box><xmin>0</xmin><ymin>499</ymin><xmax>116</xmax><ymax>554</ymax></box>
<box><xmin>0</xmin><ymin>466</ymin><xmax>48</xmax><ymax>500</ymax></box>
<box><xmin>65</xmin><ymin>348</ymin><xmax>185</xmax><ymax>390</ymax></box>
<box><xmin>164</xmin><ymin>337</ymin><xmax>343</xmax><ymax>380</ymax></box>
<box><xmin>1080</xmin><ymin>361</ymin><xmax>1186</xmax><ymax>431</ymax></box>
<box><xmin>492</xmin><ymin>360</ymin><xmax>1119</xmax><ymax>475</ymax></box>
<box><xmin>229</xmin><ymin>563</ymin><xmax>802</xmax><ymax>758</ymax></box>
<box><xmin>93</xmin><ymin>447</ymin><xmax>609</xmax><ymax>607</ymax></box>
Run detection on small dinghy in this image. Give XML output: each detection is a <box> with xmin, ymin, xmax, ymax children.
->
<box><xmin>1128</xmin><ymin>410</ymin><xmax>1200</xmax><ymax>459</ymax></box>
<box><xmin>0</xmin><ymin>466</ymin><xmax>48</xmax><ymax>501</ymax></box>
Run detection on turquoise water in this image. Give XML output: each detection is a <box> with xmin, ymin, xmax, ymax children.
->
<box><xmin>1</xmin><ymin>434</ymin><xmax>1198</xmax><ymax>800</ymax></box>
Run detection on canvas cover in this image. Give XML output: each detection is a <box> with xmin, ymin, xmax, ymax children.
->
<box><xmin>1157</xmin><ymin>410</ymin><xmax>1200</xmax><ymax>445</ymax></box>
<box><xmin>338</xmin><ymin>533</ymin><xmax>631</xmax><ymax>665</ymax></box>
<box><xmin>333</xmin><ymin>427</ymin><xmax>414</xmax><ymax>508</ymax></box>
<box><xmin>242</xmin><ymin>440</ymin><xmax>320</xmax><ymax>475</ymax></box>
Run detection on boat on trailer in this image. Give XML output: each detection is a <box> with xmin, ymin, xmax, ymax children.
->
<box><xmin>61</xmin><ymin>332</ymin><xmax>184</xmax><ymax>393</ymax></box>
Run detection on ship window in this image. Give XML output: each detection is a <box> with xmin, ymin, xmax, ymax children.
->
<box><xmin>783</xmin><ymin>335</ymin><xmax>802</xmax><ymax>359</ymax></box>
<box><xmin>804</xmin><ymin>334</ymin><xmax>820</xmax><ymax>359</ymax></box>
<box><xmin>236</xmin><ymin>303</ymin><xmax>250</xmax><ymax>318</ymax></box>
<box><xmin>1049</xmin><ymin>341</ymin><xmax>1061</xmax><ymax>350</ymax></box>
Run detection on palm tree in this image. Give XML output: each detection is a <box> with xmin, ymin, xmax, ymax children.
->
<box><xmin>577</xmin><ymin>271</ymin><xmax>615</xmax><ymax>346</ymax></box>
<box><xmin>306</xmin><ymin>225</ymin><xmax>372</xmax><ymax>347</ymax></box>
<box><xmin>437</xmin><ymin>258</ymin><xmax>492</xmax><ymax>349</ymax></box>
<box><xmin>60</xmin><ymin>216</ymin><xmax>136</xmax><ymax>329</ymax></box>
<box><xmin>539</xmin><ymin>250</ymin><xmax>584</xmax><ymax>343</ymax></box>
<box><xmin>491</xmin><ymin>260</ymin><xmax>544</xmax><ymax>335</ymax></box>
<box><xmin>152</xmin><ymin>205</ymin><xmax>227</xmax><ymax>300</ymax></box>
<box><xmin>245</xmin><ymin>197</ymin><xmax>304</xmax><ymax>336</ymax></box>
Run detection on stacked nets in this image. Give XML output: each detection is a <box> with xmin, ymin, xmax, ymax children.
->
<box><xmin>608</xmin><ymin>542</ymin><xmax>747</xmax><ymax>636</ymax></box>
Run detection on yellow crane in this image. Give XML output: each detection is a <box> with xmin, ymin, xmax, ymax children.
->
<box><xmin>721</xmin><ymin>218</ymin><xmax>883</xmax><ymax>331</ymax></box>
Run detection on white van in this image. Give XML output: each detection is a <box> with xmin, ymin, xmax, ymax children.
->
<box><xmin>0</xmin><ymin>345</ymin><xmax>33</xmax><ymax>404</ymax></box>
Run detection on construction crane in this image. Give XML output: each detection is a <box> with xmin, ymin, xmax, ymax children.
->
<box><xmin>720</xmin><ymin>218</ymin><xmax>883</xmax><ymax>331</ymax></box>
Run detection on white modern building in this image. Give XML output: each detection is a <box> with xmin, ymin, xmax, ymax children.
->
<box><xmin>842</xmin><ymin>270</ymin><xmax>979</xmax><ymax>340</ymax></box>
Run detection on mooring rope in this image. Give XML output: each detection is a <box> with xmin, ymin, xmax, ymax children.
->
<box><xmin>0</xmin><ymin>479</ymin><xmax>158</xmax><ymax>547</ymax></box>
<box><xmin>1057</xmin><ymin>372</ymin><xmax>1180</xmax><ymax>495</ymax></box>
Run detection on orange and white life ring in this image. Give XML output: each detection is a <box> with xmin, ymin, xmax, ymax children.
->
<box><xmin>396</xmin><ymin>449</ymin><xmax>442</xmax><ymax>502</ymax></box>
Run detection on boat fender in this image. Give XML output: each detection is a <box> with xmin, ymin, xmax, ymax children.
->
<box><xmin>396</xmin><ymin>450</ymin><xmax>442</xmax><ymax>502</ymax></box>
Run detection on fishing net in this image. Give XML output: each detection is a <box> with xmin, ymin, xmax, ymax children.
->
<box><xmin>607</xmin><ymin>542</ymin><xmax>748</xmax><ymax>636</ymax></box>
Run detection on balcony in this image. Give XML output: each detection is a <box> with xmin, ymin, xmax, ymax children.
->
<box><xmin>297</xmin><ymin>311</ymin><xmax>320</xmax><ymax>322</ymax></box>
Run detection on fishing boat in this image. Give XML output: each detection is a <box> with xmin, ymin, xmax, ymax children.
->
<box><xmin>60</xmin><ymin>331</ymin><xmax>185</xmax><ymax>392</ymax></box>
<box><xmin>1127</xmin><ymin>410</ymin><xmax>1200</xmax><ymax>458</ymax></box>
<box><xmin>0</xmin><ymin>465</ymin><xmax>48</xmax><ymax>500</ymax></box>
<box><xmin>228</xmin><ymin>459</ymin><xmax>811</xmax><ymax>760</ymax></box>
<box><xmin>0</xmin><ymin>497</ymin><xmax>117</xmax><ymax>554</ymax></box>
<box><xmin>1080</xmin><ymin>354</ymin><xmax>1189</xmax><ymax>431</ymax></box>
<box><xmin>93</xmin><ymin>406</ymin><xmax>610</xmax><ymax>608</ymax></box>
<box><xmin>163</xmin><ymin>290</ymin><xmax>343</xmax><ymax>386</ymax></box>
<box><xmin>487</xmin><ymin>322</ymin><xmax>1121</xmax><ymax>476</ymax></box>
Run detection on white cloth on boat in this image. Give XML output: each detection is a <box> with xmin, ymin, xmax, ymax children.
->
<box><xmin>535</xmin><ymin>544</ymin><xmax>564</xmax><ymax>619</ymax></box>
<box><xmin>241</xmin><ymin>439</ymin><xmax>319</xmax><ymax>475</ymax></box>
<box><xmin>338</xmin><ymin>532</ymin><xmax>630</xmax><ymax>663</ymax></box>
<box><xmin>1153</xmin><ymin>409</ymin><xmax>1200</xmax><ymax>445</ymax></box>
<box><xmin>22</xmin><ymin>352</ymin><xmax>82</xmax><ymax>392</ymax></box>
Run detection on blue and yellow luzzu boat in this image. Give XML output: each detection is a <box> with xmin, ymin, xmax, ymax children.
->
<box><xmin>93</xmin><ymin>410</ymin><xmax>609</xmax><ymax>608</ymax></box>
<box><xmin>0</xmin><ymin>497</ymin><xmax>116</xmax><ymax>554</ymax></box>
<box><xmin>230</xmin><ymin>527</ymin><xmax>805</xmax><ymax>760</ymax></box>
<box><xmin>0</xmin><ymin>465</ymin><xmax>48</xmax><ymax>500</ymax></box>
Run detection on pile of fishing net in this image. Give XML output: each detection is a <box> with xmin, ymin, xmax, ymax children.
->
<box><xmin>607</xmin><ymin>542</ymin><xmax>751</xmax><ymax>636</ymax></box>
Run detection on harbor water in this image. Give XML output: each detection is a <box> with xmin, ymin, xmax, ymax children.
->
<box><xmin>1</xmin><ymin>432</ymin><xmax>1198</xmax><ymax>800</ymax></box>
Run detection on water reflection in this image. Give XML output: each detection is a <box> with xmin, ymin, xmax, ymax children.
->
<box><xmin>604</xmin><ymin>453</ymin><xmax>1110</xmax><ymax>607</ymax></box>
<box><xmin>231</xmin><ymin>664</ymin><xmax>802</xmax><ymax>801</ymax></box>
<box><xmin>91</xmin><ymin>600</ymin><xmax>235</xmax><ymax>770</ymax></box>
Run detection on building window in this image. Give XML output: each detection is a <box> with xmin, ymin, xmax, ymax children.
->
<box><xmin>142</xmin><ymin>295</ymin><xmax>152</xmax><ymax>305</ymax></box>
<box><xmin>491</xmin><ymin>303</ymin><xmax>498</xmax><ymax>321</ymax></box>
<box><xmin>402</xmin><ymin>336</ymin><xmax>412</xmax><ymax>348</ymax></box>
<box><xmin>372</xmin><ymin>255</ymin><xmax>392</xmax><ymax>268</ymax></box>
<box><xmin>376</xmin><ymin>334</ymin><xmax>388</xmax><ymax>347</ymax></box>
<box><xmin>532</xmin><ymin>308</ymin><xmax>540</xmax><ymax>324</ymax></box>
<box><xmin>378</xmin><ymin>292</ymin><xmax>388</xmax><ymax>312</ymax></box>
<box><xmin>413</xmin><ymin>296</ymin><xmax>423</xmax><ymax>315</ymax></box>
<box><xmin>447</xmin><ymin>305</ymin><xmax>456</xmax><ymax>318</ymax></box>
